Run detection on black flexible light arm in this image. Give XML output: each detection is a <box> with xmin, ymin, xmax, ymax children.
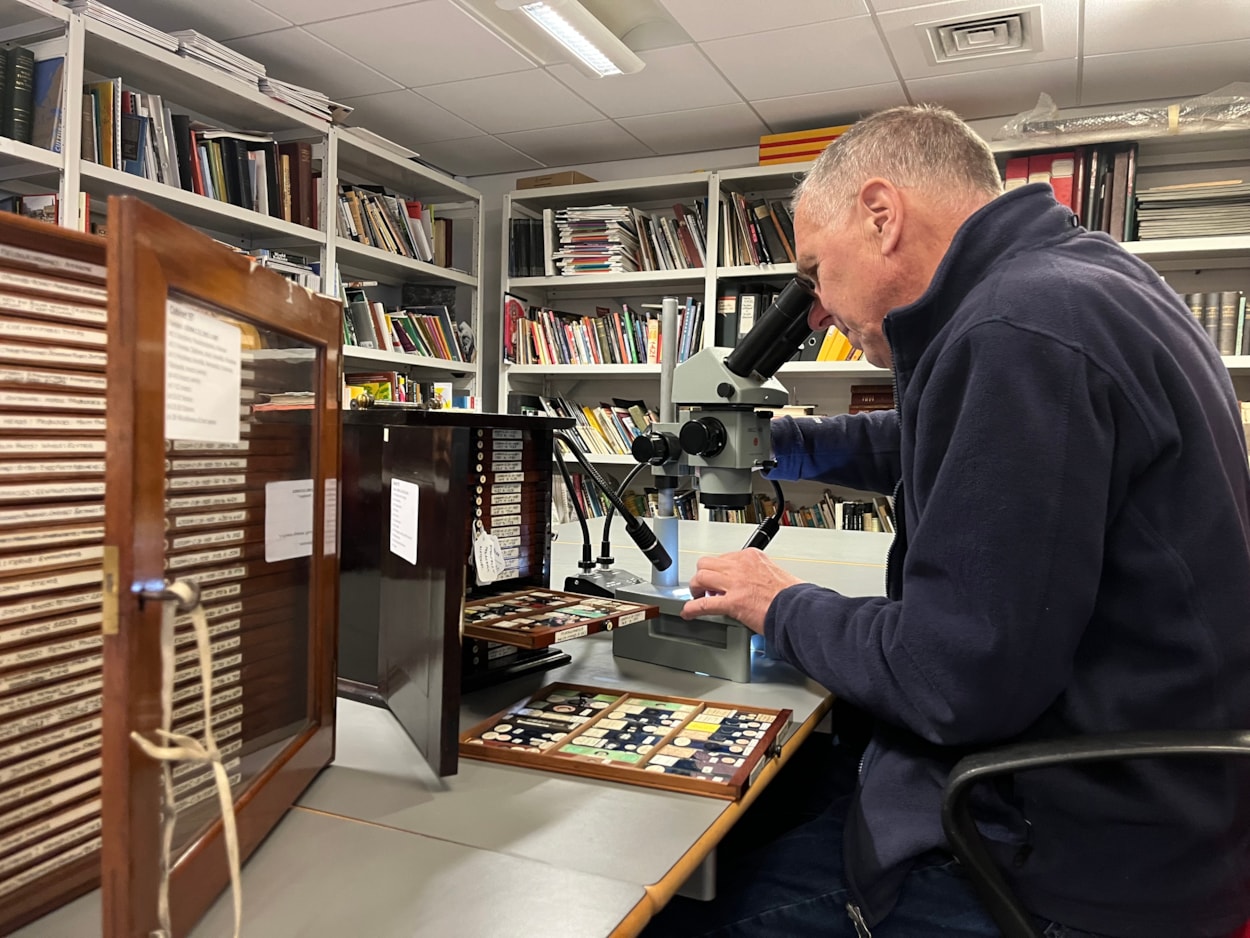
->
<box><xmin>599</xmin><ymin>459</ymin><xmax>649</xmax><ymax>567</ymax></box>
<box><xmin>553</xmin><ymin>430</ymin><xmax>672</xmax><ymax>572</ymax></box>
<box><xmin>552</xmin><ymin>439</ymin><xmax>595</xmax><ymax>572</ymax></box>
<box><xmin>741</xmin><ymin>474</ymin><xmax>784</xmax><ymax>552</ymax></box>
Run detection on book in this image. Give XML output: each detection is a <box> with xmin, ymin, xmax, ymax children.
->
<box><xmin>276</xmin><ymin>141</ymin><xmax>313</xmax><ymax>228</ymax></box>
<box><xmin>30</xmin><ymin>56</ymin><xmax>64</xmax><ymax>152</ymax></box>
<box><xmin>2</xmin><ymin>47</ymin><xmax>35</xmax><ymax>145</ymax></box>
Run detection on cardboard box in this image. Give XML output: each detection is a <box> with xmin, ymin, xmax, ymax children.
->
<box><xmin>516</xmin><ymin>170</ymin><xmax>598</xmax><ymax>190</ymax></box>
<box><xmin>758</xmin><ymin>125</ymin><xmax>852</xmax><ymax>166</ymax></box>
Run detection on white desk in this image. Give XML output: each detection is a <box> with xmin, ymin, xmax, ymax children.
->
<box><xmin>15</xmin><ymin>521</ymin><xmax>888</xmax><ymax>938</ymax></box>
<box><xmin>16</xmin><ymin>810</ymin><xmax>647</xmax><ymax>938</ymax></box>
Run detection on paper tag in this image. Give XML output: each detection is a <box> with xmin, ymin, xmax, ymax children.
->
<box><xmin>472</xmin><ymin>520</ymin><xmax>505</xmax><ymax>586</ymax></box>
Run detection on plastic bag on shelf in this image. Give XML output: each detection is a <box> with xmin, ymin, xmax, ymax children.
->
<box><xmin>993</xmin><ymin>83</ymin><xmax>1250</xmax><ymax>145</ymax></box>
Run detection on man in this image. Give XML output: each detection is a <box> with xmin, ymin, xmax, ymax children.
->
<box><xmin>654</xmin><ymin>105</ymin><xmax>1250</xmax><ymax>936</ymax></box>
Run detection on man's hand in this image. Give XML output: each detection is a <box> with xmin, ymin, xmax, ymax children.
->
<box><xmin>681</xmin><ymin>548</ymin><xmax>804</xmax><ymax>635</ymax></box>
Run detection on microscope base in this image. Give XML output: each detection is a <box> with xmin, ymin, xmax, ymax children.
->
<box><xmin>610</xmin><ymin>583</ymin><xmax>753</xmax><ymax>683</ymax></box>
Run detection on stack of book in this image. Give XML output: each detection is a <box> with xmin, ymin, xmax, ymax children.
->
<box><xmin>551</xmin><ymin>205</ymin><xmax>640</xmax><ymax>275</ymax></box>
<box><xmin>259</xmin><ymin>78</ymin><xmax>352</xmax><ymax>123</ymax></box>
<box><xmin>1136</xmin><ymin>180</ymin><xmax>1250</xmax><ymax>240</ymax></box>
<box><xmin>62</xmin><ymin>1</ymin><xmax>178</xmax><ymax>52</ymax></box>
<box><xmin>169</xmin><ymin>30</ymin><xmax>266</xmax><ymax>88</ymax></box>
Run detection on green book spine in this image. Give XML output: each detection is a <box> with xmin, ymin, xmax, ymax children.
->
<box><xmin>5</xmin><ymin>47</ymin><xmax>35</xmax><ymax>144</ymax></box>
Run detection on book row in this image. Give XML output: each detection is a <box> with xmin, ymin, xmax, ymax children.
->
<box><xmin>335</xmin><ymin>186</ymin><xmax>452</xmax><ymax>268</ymax></box>
<box><xmin>341</xmin><ymin>285</ymin><xmax>471</xmax><ymax>364</ymax></box>
<box><xmin>76</xmin><ymin>76</ymin><xmax>319</xmax><ymax>229</ymax></box>
<box><xmin>1179</xmin><ymin>290</ymin><xmax>1250</xmax><ymax>357</ymax></box>
<box><xmin>502</xmin><ymin>296</ymin><xmax>704</xmax><ymax>367</ymax></box>
<box><xmin>508</xmin><ymin>201</ymin><xmax>708</xmax><ymax>278</ymax></box>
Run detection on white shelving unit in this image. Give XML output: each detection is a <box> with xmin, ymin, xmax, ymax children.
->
<box><xmin>498</xmin><ymin>163</ymin><xmax>889</xmax><ymax>467</ymax></box>
<box><xmin>330</xmin><ymin>125</ymin><xmax>484</xmax><ymax>400</ymax></box>
<box><xmin>499</xmin><ymin>128</ymin><xmax>1250</xmax><ymax>525</ymax></box>
<box><xmin>0</xmin><ymin>0</ymin><xmax>484</xmax><ymax>399</ymax></box>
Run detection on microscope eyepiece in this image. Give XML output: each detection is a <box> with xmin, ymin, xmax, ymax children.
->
<box><xmin>724</xmin><ymin>278</ymin><xmax>814</xmax><ymax>381</ymax></box>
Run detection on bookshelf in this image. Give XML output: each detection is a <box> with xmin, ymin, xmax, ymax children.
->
<box><xmin>0</xmin><ymin>0</ymin><xmax>484</xmax><ymax>403</ymax></box>
<box><xmin>500</xmin><ymin>126</ymin><xmax>1250</xmax><ymax>524</ymax></box>
<box><xmin>329</xmin><ymin>126</ymin><xmax>483</xmax><ymax>401</ymax></box>
<box><xmin>992</xmin><ymin>125</ymin><xmax>1250</xmax><ymax>388</ymax></box>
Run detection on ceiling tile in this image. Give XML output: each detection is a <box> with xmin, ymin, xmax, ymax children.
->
<box><xmin>753</xmin><ymin>83</ymin><xmax>910</xmax><ymax>133</ymax></box>
<box><xmin>616</xmin><ymin>103</ymin><xmax>768</xmax><ymax>156</ymax></box>
<box><xmin>547</xmin><ymin>44</ymin><xmax>740</xmax><ymax>120</ymax></box>
<box><xmin>1080</xmin><ymin>39</ymin><xmax>1250</xmax><ymax>107</ymax></box>
<box><xmin>866</xmin><ymin>0</ymin><xmax>986</xmax><ymax>11</ymax></box>
<box><xmin>416</xmin><ymin>136</ymin><xmax>543</xmax><ymax>176</ymax></box>
<box><xmin>876</xmin><ymin>0</ymin><xmax>1079</xmax><ymax>79</ymax></box>
<box><xmin>658</xmin><ymin>0</ymin><xmax>866</xmax><ymax>41</ymax></box>
<box><xmin>701</xmin><ymin>17</ymin><xmax>897</xmax><ymax>101</ymax></box>
<box><xmin>339</xmin><ymin>89</ymin><xmax>482</xmax><ymax>147</ymax></box>
<box><xmin>227</xmin><ymin>28</ymin><xmax>402</xmax><ymax>99</ymax></box>
<box><xmin>1084</xmin><ymin>0</ymin><xmax>1250</xmax><ymax>56</ymax></box>
<box><xmin>251</xmin><ymin>0</ymin><xmax>410</xmax><ymax>26</ymax></box>
<box><xmin>304</xmin><ymin>0</ymin><xmax>533</xmax><ymax>87</ymax></box>
<box><xmin>416</xmin><ymin>70</ymin><xmax>603</xmax><ymax>134</ymax></box>
<box><xmin>906</xmin><ymin>58</ymin><xmax>1078</xmax><ymax>123</ymax></box>
<box><xmin>104</xmin><ymin>0</ymin><xmax>291</xmax><ymax>41</ymax></box>
<box><xmin>497</xmin><ymin>121</ymin><xmax>654</xmax><ymax>167</ymax></box>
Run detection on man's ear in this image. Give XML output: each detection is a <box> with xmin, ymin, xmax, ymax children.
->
<box><xmin>858</xmin><ymin>178</ymin><xmax>902</xmax><ymax>255</ymax></box>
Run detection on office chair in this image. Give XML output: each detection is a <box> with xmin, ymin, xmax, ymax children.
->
<box><xmin>940</xmin><ymin>729</ymin><xmax>1250</xmax><ymax>938</ymax></box>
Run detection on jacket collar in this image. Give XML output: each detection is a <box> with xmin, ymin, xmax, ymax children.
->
<box><xmin>883</xmin><ymin>183</ymin><xmax>1080</xmax><ymax>379</ymax></box>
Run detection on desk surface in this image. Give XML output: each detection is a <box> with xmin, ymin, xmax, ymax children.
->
<box><xmin>550</xmin><ymin>518</ymin><xmax>891</xmax><ymax>598</ymax></box>
<box><xmin>15</xmin><ymin>521</ymin><xmax>887</xmax><ymax>938</ymax></box>
<box><xmin>15</xmin><ymin>809</ymin><xmax>647</xmax><ymax>938</ymax></box>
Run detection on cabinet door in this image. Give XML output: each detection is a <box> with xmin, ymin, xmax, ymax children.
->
<box><xmin>101</xmin><ymin>196</ymin><xmax>342</xmax><ymax>936</ymax></box>
<box><xmin>378</xmin><ymin>423</ymin><xmax>469</xmax><ymax>776</ymax></box>
<box><xmin>0</xmin><ymin>213</ymin><xmax>109</xmax><ymax>936</ymax></box>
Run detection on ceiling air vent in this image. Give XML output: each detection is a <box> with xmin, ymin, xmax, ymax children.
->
<box><xmin>923</xmin><ymin>8</ymin><xmax>1040</xmax><ymax>63</ymax></box>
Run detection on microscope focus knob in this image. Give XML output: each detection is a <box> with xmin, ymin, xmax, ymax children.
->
<box><xmin>680</xmin><ymin>417</ymin><xmax>727</xmax><ymax>458</ymax></box>
<box><xmin>631</xmin><ymin>431</ymin><xmax>679</xmax><ymax>464</ymax></box>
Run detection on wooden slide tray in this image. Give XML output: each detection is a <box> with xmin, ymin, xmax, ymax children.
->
<box><xmin>460</xmin><ymin>682</ymin><xmax>792</xmax><ymax>799</ymax></box>
<box><xmin>462</xmin><ymin>589</ymin><xmax>657</xmax><ymax>650</ymax></box>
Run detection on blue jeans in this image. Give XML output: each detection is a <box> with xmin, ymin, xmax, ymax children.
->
<box><xmin>641</xmin><ymin>733</ymin><xmax>1110</xmax><ymax>938</ymax></box>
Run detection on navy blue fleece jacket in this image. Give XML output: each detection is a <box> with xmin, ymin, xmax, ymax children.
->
<box><xmin>765</xmin><ymin>184</ymin><xmax>1250</xmax><ymax>935</ymax></box>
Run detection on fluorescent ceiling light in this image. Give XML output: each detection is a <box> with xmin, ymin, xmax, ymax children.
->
<box><xmin>498</xmin><ymin>0</ymin><xmax>645</xmax><ymax>78</ymax></box>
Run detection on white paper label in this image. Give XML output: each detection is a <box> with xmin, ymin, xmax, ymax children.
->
<box><xmin>554</xmin><ymin>624</ymin><xmax>589</xmax><ymax>643</ymax></box>
<box><xmin>389</xmin><ymin>478</ymin><xmax>420</xmax><ymax>566</ymax></box>
<box><xmin>165</xmin><ymin>297</ymin><xmax>241</xmax><ymax>444</ymax></box>
<box><xmin>324</xmin><ymin>479</ymin><xmax>337</xmax><ymax>556</ymax></box>
<box><xmin>264</xmin><ymin>478</ymin><xmax>314</xmax><ymax>562</ymax></box>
